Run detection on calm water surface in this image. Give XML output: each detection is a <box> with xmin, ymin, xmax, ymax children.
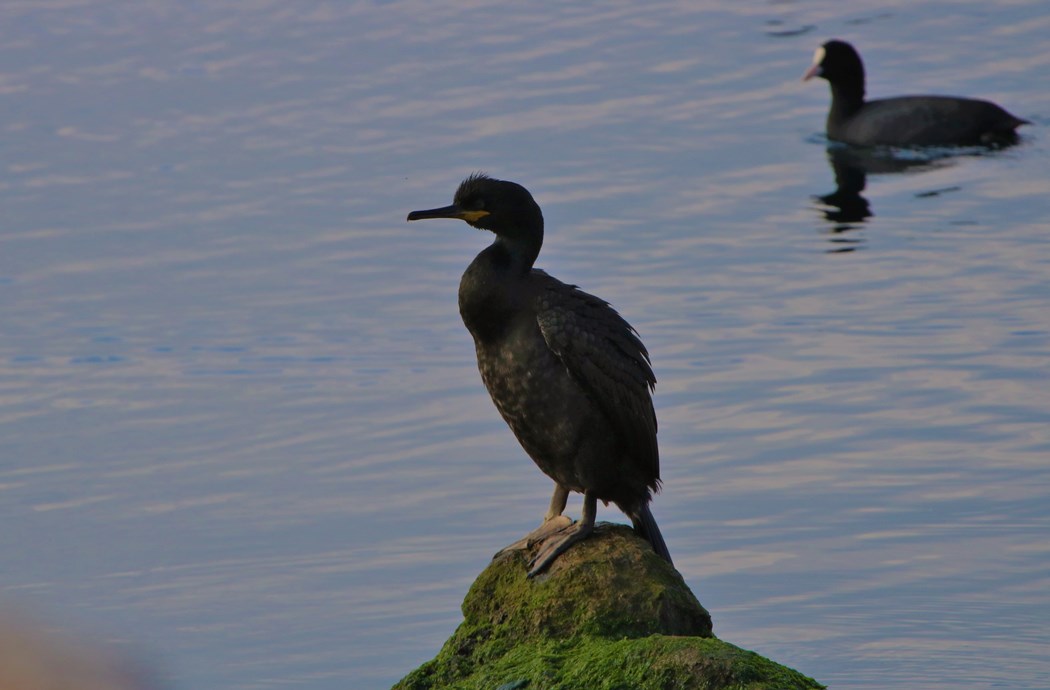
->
<box><xmin>1</xmin><ymin>1</ymin><xmax>1048</xmax><ymax>688</ymax></box>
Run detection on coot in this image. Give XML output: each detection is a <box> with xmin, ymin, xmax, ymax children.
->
<box><xmin>804</xmin><ymin>40</ymin><xmax>1028</xmax><ymax>147</ymax></box>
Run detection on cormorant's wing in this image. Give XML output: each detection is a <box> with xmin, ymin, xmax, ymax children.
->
<box><xmin>533</xmin><ymin>271</ymin><xmax>660</xmax><ymax>483</ymax></box>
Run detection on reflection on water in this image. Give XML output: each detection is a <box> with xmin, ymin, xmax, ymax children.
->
<box><xmin>815</xmin><ymin>146</ymin><xmax>874</xmax><ymax>246</ymax></box>
<box><xmin>811</xmin><ymin>141</ymin><xmax>1033</xmax><ymax>253</ymax></box>
<box><xmin>814</xmin><ymin>145</ymin><xmax>946</xmax><ymax>251</ymax></box>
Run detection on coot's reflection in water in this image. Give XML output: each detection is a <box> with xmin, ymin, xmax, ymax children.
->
<box><xmin>814</xmin><ymin>145</ymin><xmax>951</xmax><ymax>251</ymax></box>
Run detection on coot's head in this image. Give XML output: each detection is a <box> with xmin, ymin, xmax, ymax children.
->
<box><xmin>803</xmin><ymin>39</ymin><xmax>865</xmax><ymax>89</ymax></box>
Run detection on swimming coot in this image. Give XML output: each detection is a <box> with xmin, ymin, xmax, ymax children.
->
<box><xmin>804</xmin><ymin>40</ymin><xmax>1028</xmax><ymax>147</ymax></box>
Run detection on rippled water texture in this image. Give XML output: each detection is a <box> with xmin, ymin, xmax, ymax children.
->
<box><xmin>2</xmin><ymin>1</ymin><xmax>1048</xmax><ymax>688</ymax></box>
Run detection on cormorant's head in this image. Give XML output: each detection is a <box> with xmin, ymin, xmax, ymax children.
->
<box><xmin>803</xmin><ymin>40</ymin><xmax>865</xmax><ymax>90</ymax></box>
<box><xmin>407</xmin><ymin>173</ymin><xmax>543</xmax><ymax>239</ymax></box>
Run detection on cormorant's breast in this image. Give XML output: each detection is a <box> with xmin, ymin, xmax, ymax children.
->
<box><xmin>458</xmin><ymin>241</ymin><xmax>529</xmax><ymax>344</ymax></box>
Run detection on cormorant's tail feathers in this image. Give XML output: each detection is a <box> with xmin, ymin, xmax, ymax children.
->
<box><xmin>632</xmin><ymin>504</ymin><xmax>674</xmax><ymax>567</ymax></box>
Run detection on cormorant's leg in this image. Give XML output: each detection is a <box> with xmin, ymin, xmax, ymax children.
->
<box><xmin>494</xmin><ymin>484</ymin><xmax>572</xmax><ymax>558</ymax></box>
<box><xmin>544</xmin><ymin>483</ymin><xmax>569</xmax><ymax>521</ymax></box>
<box><xmin>526</xmin><ymin>490</ymin><xmax>597</xmax><ymax>578</ymax></box>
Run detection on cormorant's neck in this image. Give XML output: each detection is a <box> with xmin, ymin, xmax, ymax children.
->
<box><xmin>459</xmin><ymin>231</ymin><xmax>542</xmax><ymax>344</ymax></box>
<box><xmin>829</xmin><ymin>80</ymin><xmax>865</xmax><ymax>121</ymax></box>
<box><xmin>492</xmin><ymin>228</ymin><xmax>542</xmax><ymax>275</ymax></box>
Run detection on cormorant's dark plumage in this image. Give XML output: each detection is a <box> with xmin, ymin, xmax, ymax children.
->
<box><xmin>804</xmin><ymin>40</ymin><xmax>1029</xmax><ymax>147</ymax></box>
<box><xmin>407</xmin><ymin>174</ymin><xmax>672</xmax><ymax>576</ymax></box>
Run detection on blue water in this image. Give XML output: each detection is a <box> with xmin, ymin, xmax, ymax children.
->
<box><xmin>1</xmin><ymin>1</ymin><xmax>1048</xmax><ymax>688</ymax></box>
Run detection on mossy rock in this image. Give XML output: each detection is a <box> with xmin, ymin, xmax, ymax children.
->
<box><xmin>394</xmin><ymin>523</ymin><xmax>823</xmax><ymax>690</ymax></box>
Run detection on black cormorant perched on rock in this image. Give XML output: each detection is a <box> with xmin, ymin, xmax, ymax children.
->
<box><xmin>803</xmin><ymin>40</ymin><xmax>1028</xmax><ymax>147</ymax></box>
<box><xmin>407</xmin><ymin>174</ymin><xmax>672</xmax><ymax>576</ymax></box>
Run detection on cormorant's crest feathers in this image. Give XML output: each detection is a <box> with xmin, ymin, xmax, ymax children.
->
<box><xmin>464</xmin><ymin>171</ymin><xmax>492</xmax><ymax>185</ymax></box>
<box><xmin>454</xmin><ymin>172</ymin><xmax>495</xmax><ymax>204</ymax></box>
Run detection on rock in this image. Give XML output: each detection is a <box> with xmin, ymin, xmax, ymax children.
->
<box><xmin>394</xmin><ymin>523</ymin><xmax>824</xmax><ymax>690</ymax></box>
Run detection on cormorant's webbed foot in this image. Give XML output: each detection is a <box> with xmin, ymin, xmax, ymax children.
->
<box><xmin>494</xmin><ymin>483</ymin><xmax>572</xmax><ymax>557</ymax></box>
<box><xmin>495</xmin><ymin>515</ymin><xmax>573</xmax><ymax>557</ymax></box>
<box><xmin>526</xmin><ymin>519</ymin><xmax>593</xmax><ymax>577</ymax></box>
<box><xmin>526</xmin><ymin>491</ymin><xmax>597</xmax><ymax>578</ymax></box>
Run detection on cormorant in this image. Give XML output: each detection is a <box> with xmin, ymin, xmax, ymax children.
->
<box><xmin>407</xmin><ymin>174</ymin><xmax>673</xmax><ymax>576</ymax></box>
<box><xmin>803</xmin><ymin>40</ymin><xmax>1029</xmax><ymax>147</ymax></box>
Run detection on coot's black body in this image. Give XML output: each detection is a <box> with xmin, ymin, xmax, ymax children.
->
<box><xmin>408</xmin><ymin>174</ymin><xmax>672</xmax><ymax>576</ymax></box>
<box><xmin>804</xmin><ymin>40</ymin><xmax>1028</xmax><ymax>147</ymax></box>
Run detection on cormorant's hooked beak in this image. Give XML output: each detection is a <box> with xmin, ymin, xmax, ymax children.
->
<box><xmin>407</xmin><ymin>204</ymin><xmax>490</xmax><ymax>223</ymax></box>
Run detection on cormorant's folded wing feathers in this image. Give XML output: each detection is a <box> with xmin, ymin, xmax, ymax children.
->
<box><xmin>533</xmin><ymin>271</ymin><xmax>660</xmax><ymax>483</ymax></box>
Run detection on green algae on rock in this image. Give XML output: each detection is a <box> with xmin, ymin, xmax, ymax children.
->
<box><xmin>393</xmin><ymin>524</ymin><xmax>823</xmax><ymax>690</ymax></box>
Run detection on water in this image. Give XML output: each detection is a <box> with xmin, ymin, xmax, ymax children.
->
<box><xmin>1</xmin><ymin>1</ymin><xmax>1048</xmax><ymax>688</ymax></box>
